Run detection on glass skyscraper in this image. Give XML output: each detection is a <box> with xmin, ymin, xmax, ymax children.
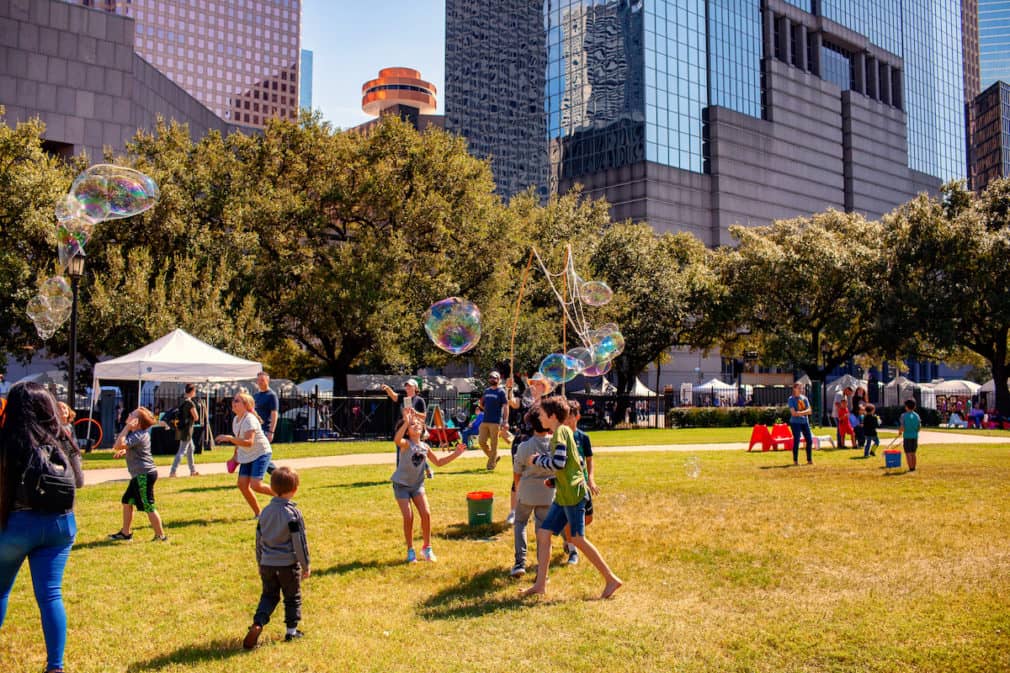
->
<box><xmin>979</xmin><ymin>1</ymin><xmax>1010</xmax><ymax>88</ymax></box>
<box><xmin>540</xmin><ymin>0</ymin><xmax>968</xmax><ymax>185</ymax></box>
<box><xmin>300</xmin><ymin>49</ymin><xmax>313</xmax><ymax>111</ymax></box>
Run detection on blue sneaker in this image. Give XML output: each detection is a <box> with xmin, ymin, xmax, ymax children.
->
<box><xmin>406</xmin><ymin>548</ymin><xmax>417</xmax><ymax>563</ymax></box>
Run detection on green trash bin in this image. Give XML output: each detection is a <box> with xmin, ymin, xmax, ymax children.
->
<box><xmin>276</xmin><ymin>418</ymin><xmax>294</xmax><ymax>443</ymax></box>
<box><xmin>466</xmin><ymin>491</ymin><xmax>494</xmax><ymax>526</ymax></box>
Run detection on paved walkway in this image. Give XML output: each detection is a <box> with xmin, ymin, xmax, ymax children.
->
<box><xmin>80</xmin><ymin>430</ymin><xmax>1007</xmax><ymax>486</ymax></box>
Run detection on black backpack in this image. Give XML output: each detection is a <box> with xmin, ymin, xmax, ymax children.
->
<box><xmin>18</xmin><ymin>443</ymin><xmax>76</xmax><ymax>513</ymax></box>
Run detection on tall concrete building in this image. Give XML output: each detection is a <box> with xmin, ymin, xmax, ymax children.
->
<box><xmin>1</xmin><ymin>0</ymin><xmax>233</xmax><ymax>159</ymax></box>
<box><xmin>979</xmin><ymin>0</ymin><xmax>1010</xmax><ymax>88</ymax></box>
<box><xmin>446</xmin><ymin>1</ymin><xmax>974</xmax><ymax>245</ymax></box>
<box><xmin>65</xmin><ymin>0</ymin><xmax>301</xmax><ymax>129</ymax></box>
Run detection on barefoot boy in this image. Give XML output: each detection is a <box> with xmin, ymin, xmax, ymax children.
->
<box><xmin>520</xmin><ymin>396</ymin><xmax>622</xmax><ymax>600</ymax></box>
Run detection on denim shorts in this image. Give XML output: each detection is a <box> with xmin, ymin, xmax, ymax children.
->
<box><xmin>238</xmin><ymin>453</ymin><xmax>271</xmax><ymax>479</ymax></box>
<box><xmin>392</xmin><ymin>482</ymin><xmax>425</xmax><ymax>500</ymax></box>
<box><xmin>541</xmin><ymin>499</ymin><xmax>587</xmax><ymax>537</ymax></box>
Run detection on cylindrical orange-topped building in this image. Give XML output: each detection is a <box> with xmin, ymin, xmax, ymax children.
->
<box><xmin>362</xmin><ymin>67</ymin><xmax>438</xmax><ymax>116</ymax></box>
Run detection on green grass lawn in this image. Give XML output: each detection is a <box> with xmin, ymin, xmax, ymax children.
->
<box><xmin>4</xmin><ymin>442</ymin><xmax>1008</xmax><ymax>672</ymax></box>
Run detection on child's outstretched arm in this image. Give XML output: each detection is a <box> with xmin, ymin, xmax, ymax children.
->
<box><xmin>429</xmin><ymin>442</ymin><xmax>466</xmax><ymax>467</ymax></box>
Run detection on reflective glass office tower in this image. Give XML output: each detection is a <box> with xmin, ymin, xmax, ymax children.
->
<box><xmin>979</xmin><ymin>1</ymin><xmax>1010</xmax><ymax>88</ymax></box>
<box><xmin>447</xmin><ymin>1</ymin><xmax>973</xmax><ymax>241</ymax></box>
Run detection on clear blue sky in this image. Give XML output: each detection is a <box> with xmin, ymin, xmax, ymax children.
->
<box><xmin>301</xmin><ymin>1</ymin><xmax>445</xmax><ymax>129</ymax></box>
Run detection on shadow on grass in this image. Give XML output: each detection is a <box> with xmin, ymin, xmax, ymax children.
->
<box><xmin>126</xmin><ymin>638</ymin><xmax>247</xmax><ymax>671</ymax></box>
<box><xmin>73</xmin><ymin>537</ymin><xmax>125</xmax><ymax>551</ymax></box>
<box><xmin>316</xmin><ymin>480</ymin><xmax>389</xmax><ymax>490</ymax></box>
<box><xmin>417</xmin><ymin>566</ymin><xmax>529</xmax><ymax>620</ymax></box>
<box><xmin>312</xmin><ymin>558</ymin><xmax>402</xmax><ymax>577</ymax></box>
<box><xmin>441</xmin><ymin>521</ymin><xmax>511</xmax><ymax>540</ymax></box>
<box><xmin>166</xmin><ymin>516</ymin><xmax>247</xmax><ymax>529</ymax></box>
<box><xmin>177</xmin><ymin>485</ymin><xmax>235</xmax><ymax>493</ymax></box>
<box><xmin>758</xmin><ymin>464</ymin><xmax>797</xmax><ymax>470</ymax></box>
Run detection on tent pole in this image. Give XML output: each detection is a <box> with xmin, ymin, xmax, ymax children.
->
<box><xmin>84</xmin><ymin>375</ymin><xmax>97</xmax><ymax>451</ymax></box>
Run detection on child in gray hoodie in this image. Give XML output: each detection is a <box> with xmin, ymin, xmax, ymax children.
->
<box><xmin>243</xmin><ymin>466</ymin><xmax>310</xmax><ymax>649</ymax></box>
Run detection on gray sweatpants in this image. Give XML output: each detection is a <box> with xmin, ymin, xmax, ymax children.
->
<box><xmin>513</xmin><ymin>501</ymin><xmax>550</xmax><ymax>567</ymax></box>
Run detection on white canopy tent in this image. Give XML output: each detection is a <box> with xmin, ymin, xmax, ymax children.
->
<box><xmin>692</xmin><ymin>378</ymin><xmax>739</xmax><ymax>404</ymax></box>
<box><xmin>89</xmin><ymin>329</ymin><xmax>262</xmax><ymax>441</ymax></box>
<box><xmin>929</xmin><ymin>379</ymin><xmax>981</xmax><ymax>396</ymax></box>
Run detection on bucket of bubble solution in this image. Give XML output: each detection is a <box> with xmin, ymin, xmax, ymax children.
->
<box><xmin>466</xmin><ymin>491</ymin><xmax>493</xmax><ymax>526</ymax></box>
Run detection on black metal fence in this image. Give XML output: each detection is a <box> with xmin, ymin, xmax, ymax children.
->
<box><xmin>77</xmin><ymin>383</ymin><xmax>806</xmax><ymax>447</ymax></box>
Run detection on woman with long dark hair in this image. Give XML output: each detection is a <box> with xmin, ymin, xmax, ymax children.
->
<box><xmin>0</xmin><ymin>382</ymin><xmax>84</xmax><ymax>673</ymax></box>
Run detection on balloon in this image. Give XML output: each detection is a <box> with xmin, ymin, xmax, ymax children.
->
<box><xmin>538</xmin><ymin>352</ymin><xmax>582</xmax><ymax>384</ymax></box>
<box><xmin>423</xmin><ymin>297</ymin><xmax>482</xmax><ymax>355</ymax></box>
<box><xmin>580</xmin><ymin>280</ymin><xmax>613</xmax><ymax>306</ymax></box>
<box><xmin>69</xmin><ymin>164</ymin><xmax>160</xmax><ymax>222</ymax></box>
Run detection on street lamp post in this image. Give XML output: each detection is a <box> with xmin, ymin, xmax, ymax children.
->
<box><xmin>67</xmin><ymin>254</ymin><xmax>86</xmax><ymax>410</ymax></box>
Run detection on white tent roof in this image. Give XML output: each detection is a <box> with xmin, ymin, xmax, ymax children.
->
<box><xmin>980</xmin><ymin>379</ymin><xmax>1009</xmax><ymax>393</ymax></box>
<box><xmin>929</xmin><ymin>379</ymin><xmax>981</xmax><ymax>395</ymax></box>
<box><xmin>631</xmin><ymin>377</ymin><xmax>657</xmax><ymax>396</ymax></box>
<box><xmin>692</xmin><ymin>378</ymin><xmax>736</xmax><ymax>393</ymax></box>
<box><xmin>92</xmin><ymin>329</ymin><xmax>262</xmax><ymax>384</ymax></box>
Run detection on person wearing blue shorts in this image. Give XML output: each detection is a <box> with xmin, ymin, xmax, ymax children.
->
<box><xmin>390</xmin><ymin>408</ymin><xmax>465</xmax><ymax>563</ymax></box>
<box><xmin>519</xmin><ymin>397</ymin><xmax>622</xmax><ymax>600</ymax></box>
<box><xmin>217</xmin><ymin>392</ymin><xmax>276</xmax><ymax>517</ymax></box>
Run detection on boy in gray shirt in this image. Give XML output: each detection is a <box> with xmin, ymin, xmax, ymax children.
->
<box><xmin>244</xmin><ymin>466</ymin><xmax>310</xmax><ymax>649</ymax></box>
<box><xmin>510</xmin><ymin>406</ymin><xmax>556</xmax><ymax>577</ymax></box>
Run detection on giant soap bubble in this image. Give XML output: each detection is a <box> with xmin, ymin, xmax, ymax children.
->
<box><xmin>539</xmin><ymin>352</ymin><xmax>582</xmax><ymax>385</ymax></box>
<box><xmin>424</xmin><ymin>297</ymin><xmax>482</xmax><ymax>355</ymax></box>
<box><xmin>580</xmin><ymin>280</ymin><xmax>613</xmax><ymax>307</ymax></box>
<box><xmin>69</xmin><ymin>164</ymin><xmax>160</xmax><ymax>222</ymax></box>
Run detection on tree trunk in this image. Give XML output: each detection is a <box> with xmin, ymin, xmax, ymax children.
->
<box><xmin>991</xmin><ymin>358</ymin><xmax>1010</xmax><ymax>418</ymax></box>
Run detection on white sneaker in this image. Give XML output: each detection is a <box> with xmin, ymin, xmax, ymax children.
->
<box><xmin>505</xmin><ymin>510</ymin><xmax>516</xmax><ymax>525</ymax></box>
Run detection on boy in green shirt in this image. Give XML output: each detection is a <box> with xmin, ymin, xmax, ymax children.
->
<box><xmin>519</xmin><ymin>396</ymin><xmax>622</xmax><ymax>600</ymax></box>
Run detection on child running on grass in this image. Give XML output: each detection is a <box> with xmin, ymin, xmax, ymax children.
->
<box><xmin>561</xmin><ymin>399</ymin><xmax>600</xmax><ymax>565</ymax></box>
<box><xmin>520</xmin><ymin>396</ymin><xmax>621</xmax><ymax>600</ymax></box>
<box><xmin>243</xmin><ymin>466</ymin><xmax>310</xmax><ymax>649</ymax></box>
<box><xmin>836</xmin><ymin>400</ymin><xmax>857</xmax><ymax>450</ymax></box>
<box><xmin>391</xmin><ymin>407</ymin><xmax>465</xmax><ymax>562</ymax></box>
<box><xmin>898</xmin><ymin>399</ymin><xmax>921</xmax><ymax>472</ymax></box>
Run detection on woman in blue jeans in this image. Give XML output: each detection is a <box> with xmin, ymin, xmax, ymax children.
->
<box><xmin>787</xmin><ymin>382</ymin><xmax>815</xmax><ymax>465</ymax></box>
<box><xmin>0</xmin><ymin>382</ymin><xmax>84</xmax><ymax>673</ymax></box>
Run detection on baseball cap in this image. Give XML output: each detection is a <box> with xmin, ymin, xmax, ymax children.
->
<box><xmin>488</xmin><ymin>371</ymin><xmax>501</xmax><ymax>381</ymax></box>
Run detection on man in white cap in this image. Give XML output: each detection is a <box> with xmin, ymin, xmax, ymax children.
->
<box><xmin>478</xmin><ymin>371</ymin><xmax>508</xmax><ymax>470</ymax></box>
<box><xmin>382</xmin><ymin>378</ymin><xmax>427</xmax><ymax>465</ymax></box>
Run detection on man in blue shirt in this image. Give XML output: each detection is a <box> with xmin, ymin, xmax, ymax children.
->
<box><xmin>478</xmin><ymin>371</ymin><xmax>508</xmax><ymax>470</ymax></box>
<box><xmin>254</xmin><ymin>372</ymin><xmax>280</xmax><ymax>443</ymax></box>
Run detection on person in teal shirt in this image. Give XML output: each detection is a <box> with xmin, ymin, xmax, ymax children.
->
<box><xmin>519</xmin><ymin>396</ymin><xmax>622</xmax><ymax>600</ymax></box>
<box><xmin>898</xmin><ymin>398</ymin><xmax>922</xmax><ymax>472</ymax></box>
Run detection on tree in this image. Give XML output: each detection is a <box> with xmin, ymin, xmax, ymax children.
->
<box><xmin>69</xmin><ymin>120</ymin><xmax>266</xmax><ymax>384</ymax></box>
<box><xmin>241</xmin><ymin>115</ymin><xmax>521</xmax><ymax>392</ymax></box>
<box><xmin>883</xmin><ymin>179</ymin><xmax>1010</xmax><ymax>415</ymax></box>
<box><xmin>588</xmin><ymin>223</ymin><xmax>715</xmax><ymax>395</ymax></box>
<box><xmin>705</xmin><ymin>211</ymin><xmax>886</xmax><ymax>380</ymax></box>
<box><xmin>0</xmin><ymin>110</ymin><xmax>77</xmax><ymax>370</ymax></box>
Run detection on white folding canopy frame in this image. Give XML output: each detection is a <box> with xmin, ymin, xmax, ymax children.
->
<box><xmin>87</xmin><ymin>329</ymin><xmax>262</xmax><ymax>445</ymax></box>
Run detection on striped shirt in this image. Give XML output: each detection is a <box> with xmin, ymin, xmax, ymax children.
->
<box><xmin>532</xmin><ymin>424</ymin><xmax>587</xmax><ymax>506</ymax></box>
